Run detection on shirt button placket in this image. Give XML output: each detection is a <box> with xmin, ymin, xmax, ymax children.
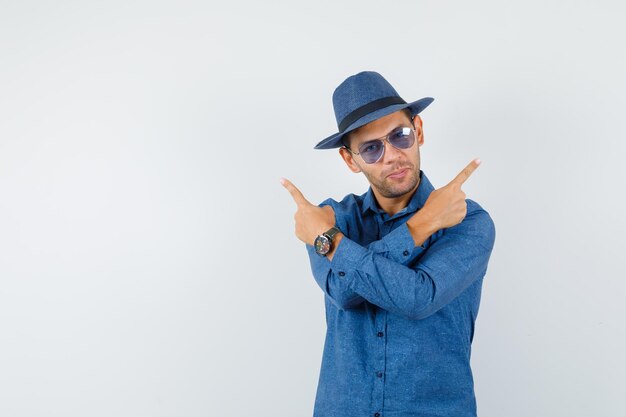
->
<box><xmin>370</xmin><ymin>216</ymin><xmax>389</xmax><ymax>417</ymax></box>
<box><xmin>372</xmin><ymin>310</ymin><xmax>387</xmax><ymax>416</ymax></box>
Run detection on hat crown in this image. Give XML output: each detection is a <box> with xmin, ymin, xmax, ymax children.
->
<box><xmin>332</xmin><ymin>71</ymin><xmax>402</xmax><ymax>127</ymax></box>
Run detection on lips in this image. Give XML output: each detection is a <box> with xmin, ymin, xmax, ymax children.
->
<box><xmin>387</xmin><ymin>168</ymin><xmax>409</xmax><ymax>179</ymax></box>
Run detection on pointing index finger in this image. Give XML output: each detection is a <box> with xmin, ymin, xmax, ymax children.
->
<box><xmin>450</xmin><ymin>158</ymin><xmax>482</xmax><ymax>186</ymax></box>
<box><xmin>280</xmin><ymin>177</ymin><xmax>309</xmax><ymax>206</ymax></box>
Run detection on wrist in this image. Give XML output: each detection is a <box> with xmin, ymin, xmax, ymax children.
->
<box><xmin>407</xmin><ymin>210</ymin><xmax>439</xmax><ymax>247</ymax></box>
<box><xmin>326</xmin><ymin>233</ymin><xmax>343</xmax><ymax>261</ymax></box>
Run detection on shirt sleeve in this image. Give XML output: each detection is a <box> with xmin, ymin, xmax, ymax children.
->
<box><xmin>306</xmin><ymin>222</ymin><xmax>422</xmax><ymax>310</ymax></box>
<box><xmin>323</xmin><ymin>204</ymin><xmax>496</xmax><ymax>319</ymax></box>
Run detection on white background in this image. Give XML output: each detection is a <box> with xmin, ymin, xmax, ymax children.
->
<box><xmin>1</xmin><ymin>1</ymin><xmax>625</xmax><ymax>416</ymax></box>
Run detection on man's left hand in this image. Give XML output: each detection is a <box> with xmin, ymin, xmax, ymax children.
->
<box><xmin>281</xmin><ymin>178</ymin><xmax>335</xmax><ymax>245</ymax></box>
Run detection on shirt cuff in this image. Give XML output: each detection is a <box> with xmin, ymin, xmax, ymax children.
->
<box><xmin>331</xmin><ymin>236</ymin><xmax>368</xmax><ymax>272</ymax></box>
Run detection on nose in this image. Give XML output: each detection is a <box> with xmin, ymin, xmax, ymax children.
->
<box><xmin>380</xmin><ymin>137</ymin><xmax>404</xmax><ymax>163</ymax></box>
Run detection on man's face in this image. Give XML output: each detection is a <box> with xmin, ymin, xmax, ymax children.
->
<box><xmin>339</xmin><ymin>110</ymin><xmax>424</xmax><ymax>199</ymax></box>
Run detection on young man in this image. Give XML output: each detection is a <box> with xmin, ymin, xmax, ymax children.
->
<box><xmin>281</xmin><ymin>71</ymin><xmax>496</xmax><ymax>417</ymax></box>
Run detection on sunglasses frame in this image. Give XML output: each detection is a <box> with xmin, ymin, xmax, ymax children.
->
<box><xmin>343</xmin><ymin>125</ymin><xmax>417</xmax><ymax>164</ymax></box>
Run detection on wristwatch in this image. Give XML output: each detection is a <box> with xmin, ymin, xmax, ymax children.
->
<box><xmin>314</xmin><ymin>226</ymin><xmax>341</xmax><ymax>257</ymax></box>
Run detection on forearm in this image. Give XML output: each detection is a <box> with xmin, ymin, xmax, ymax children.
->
<box><xmin>332</xmin><ymin>235</ymin><xmax>489</xmax><ymax>319</ymax></box>
<box><xmin>307</xmin><ymin>223</ymin><xmax>417</xmax><ymax>310</ymax></box>
<box><xmin>307</xmin><ymin>241</ymin><xmax>365</xmax><ymax>309</ymax></box>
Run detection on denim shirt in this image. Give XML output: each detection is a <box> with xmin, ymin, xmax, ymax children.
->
<box><xmin>305</xmin><ymin>170</ymin><xmax>496</xmax><ymax>417</ymax></box>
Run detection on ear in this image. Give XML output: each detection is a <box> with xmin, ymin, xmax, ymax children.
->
<box><xmin>339</xmin><ymin>147</ymin><xmax>362</xmax><ymax>173</ymax></box>
<box><xmin>413</xmin><ymin>115</ymin><xmax>424</xmax><ymax>146</ymax></box>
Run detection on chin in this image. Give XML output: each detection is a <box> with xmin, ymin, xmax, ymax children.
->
<box><xmin>379</xmin><ymin>174</ymin><xmax>419</xmax><ymax>198</ymax></box>
<box><xmin>382</xmin><ymin>186</ymin><xmax>414</xmax><ymax>199</ymax></box>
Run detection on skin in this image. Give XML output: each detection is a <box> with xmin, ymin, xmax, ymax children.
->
<box><xmin>282</xmin><ymin>109</ymin><xmax>481</xmax><ymax>261</ymax></box>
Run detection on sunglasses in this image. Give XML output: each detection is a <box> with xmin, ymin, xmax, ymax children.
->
<box><xmin>344</xmin><ymin>126</ymin><xmax>416</xmax><ymax>164</ymax></box>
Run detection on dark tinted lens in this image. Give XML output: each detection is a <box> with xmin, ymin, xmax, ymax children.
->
<box><xmin>358</xmin><ymin>140</ymin><xmax>384</xmax><ymax>164</ymax></box>
<box><xmin>388</xmin><ymin>127</ymin><xmax>414</xmax><ymax>149</ymax></box>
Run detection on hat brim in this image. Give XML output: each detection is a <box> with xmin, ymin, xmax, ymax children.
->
<box><xmin>314</xmin><ymin>97</ymin><xmax>434</xmax><ymax>150</ymax></box>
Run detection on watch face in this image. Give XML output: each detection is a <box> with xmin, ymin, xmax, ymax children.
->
<box><xmin>314</xmin><ymin>235</ymin><xmax>331</xmax><ymax>255</ymax></box>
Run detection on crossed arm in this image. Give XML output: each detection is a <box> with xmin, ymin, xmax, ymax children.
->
<box><xmin>306</xmin><ymin>203</ymin><xmax>495</xmax><ymax>319</ymax></box>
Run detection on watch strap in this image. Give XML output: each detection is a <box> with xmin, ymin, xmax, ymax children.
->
<box><xmin>324</xmin><ymin>226</ymin><xmax>341</xmax><ymax>240</ymax></box>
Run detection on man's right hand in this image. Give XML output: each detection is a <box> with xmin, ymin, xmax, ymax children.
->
<box><xmin>407</xmin><ymin>159</ymin><xmax>481</xmax><ymax>245</ymax></box>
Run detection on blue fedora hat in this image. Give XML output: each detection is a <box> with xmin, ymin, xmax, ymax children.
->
<box><xmin>315</xmin><ymin>71</ymin><xmax>434</xmax><ymax>149</ymax></box>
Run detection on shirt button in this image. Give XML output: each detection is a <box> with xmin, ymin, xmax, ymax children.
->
<box><xmin>374</xmin><ymin>413</ymin><xmax>381</xmax><ymax>417</ymax></box>
<box><xmin>403</xmin><ymin>250</ymin><xmax>409</xmax><ymax>256</ymax></box>
<box><xmin>377</xmin><ymin>331</ymin><xmax>384</xmax><ymax>337</ymax></box>
<box><xmin>376</xmin><ymin>371</ymin><xmax>383</xmax><ymax>378</ymax></box>
<box><xmin>338</xmin><ymin>271</ymin><xmax>345</xmax><ymax>277</ymax></box>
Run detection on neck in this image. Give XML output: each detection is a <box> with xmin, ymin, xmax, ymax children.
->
<box><xmin>373</xmin><ymin>176</ymin><xmax>421</xmax><ymax>216</ymax></box>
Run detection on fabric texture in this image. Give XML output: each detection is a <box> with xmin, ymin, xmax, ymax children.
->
<box><xmin>306</xmin><ymin>170</ymin><xmax>496</xmax><ymax>417</ymax></box>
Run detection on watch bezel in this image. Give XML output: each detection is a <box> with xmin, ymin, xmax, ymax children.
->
<box><xmin>314</xmin><ymin>233</ymin><xmax>332</xmax><ymax>256</ymax></box>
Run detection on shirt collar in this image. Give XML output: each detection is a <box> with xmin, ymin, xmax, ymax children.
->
<box><xmin>361</xmin><ymin>170</ymin><xmax>435</xmax><ymax>216</ymax></box>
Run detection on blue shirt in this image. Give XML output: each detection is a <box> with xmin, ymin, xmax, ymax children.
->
<box><xmin>306</xmin><ymin>170</ymin><xmax>496</xmax><ymax>417</ymax></box>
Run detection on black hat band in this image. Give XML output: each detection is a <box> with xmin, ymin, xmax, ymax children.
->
<box><xmin>338</xmin><ymin>96</ymin><xmax>407</xmax><ymax>132</ymax></box>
